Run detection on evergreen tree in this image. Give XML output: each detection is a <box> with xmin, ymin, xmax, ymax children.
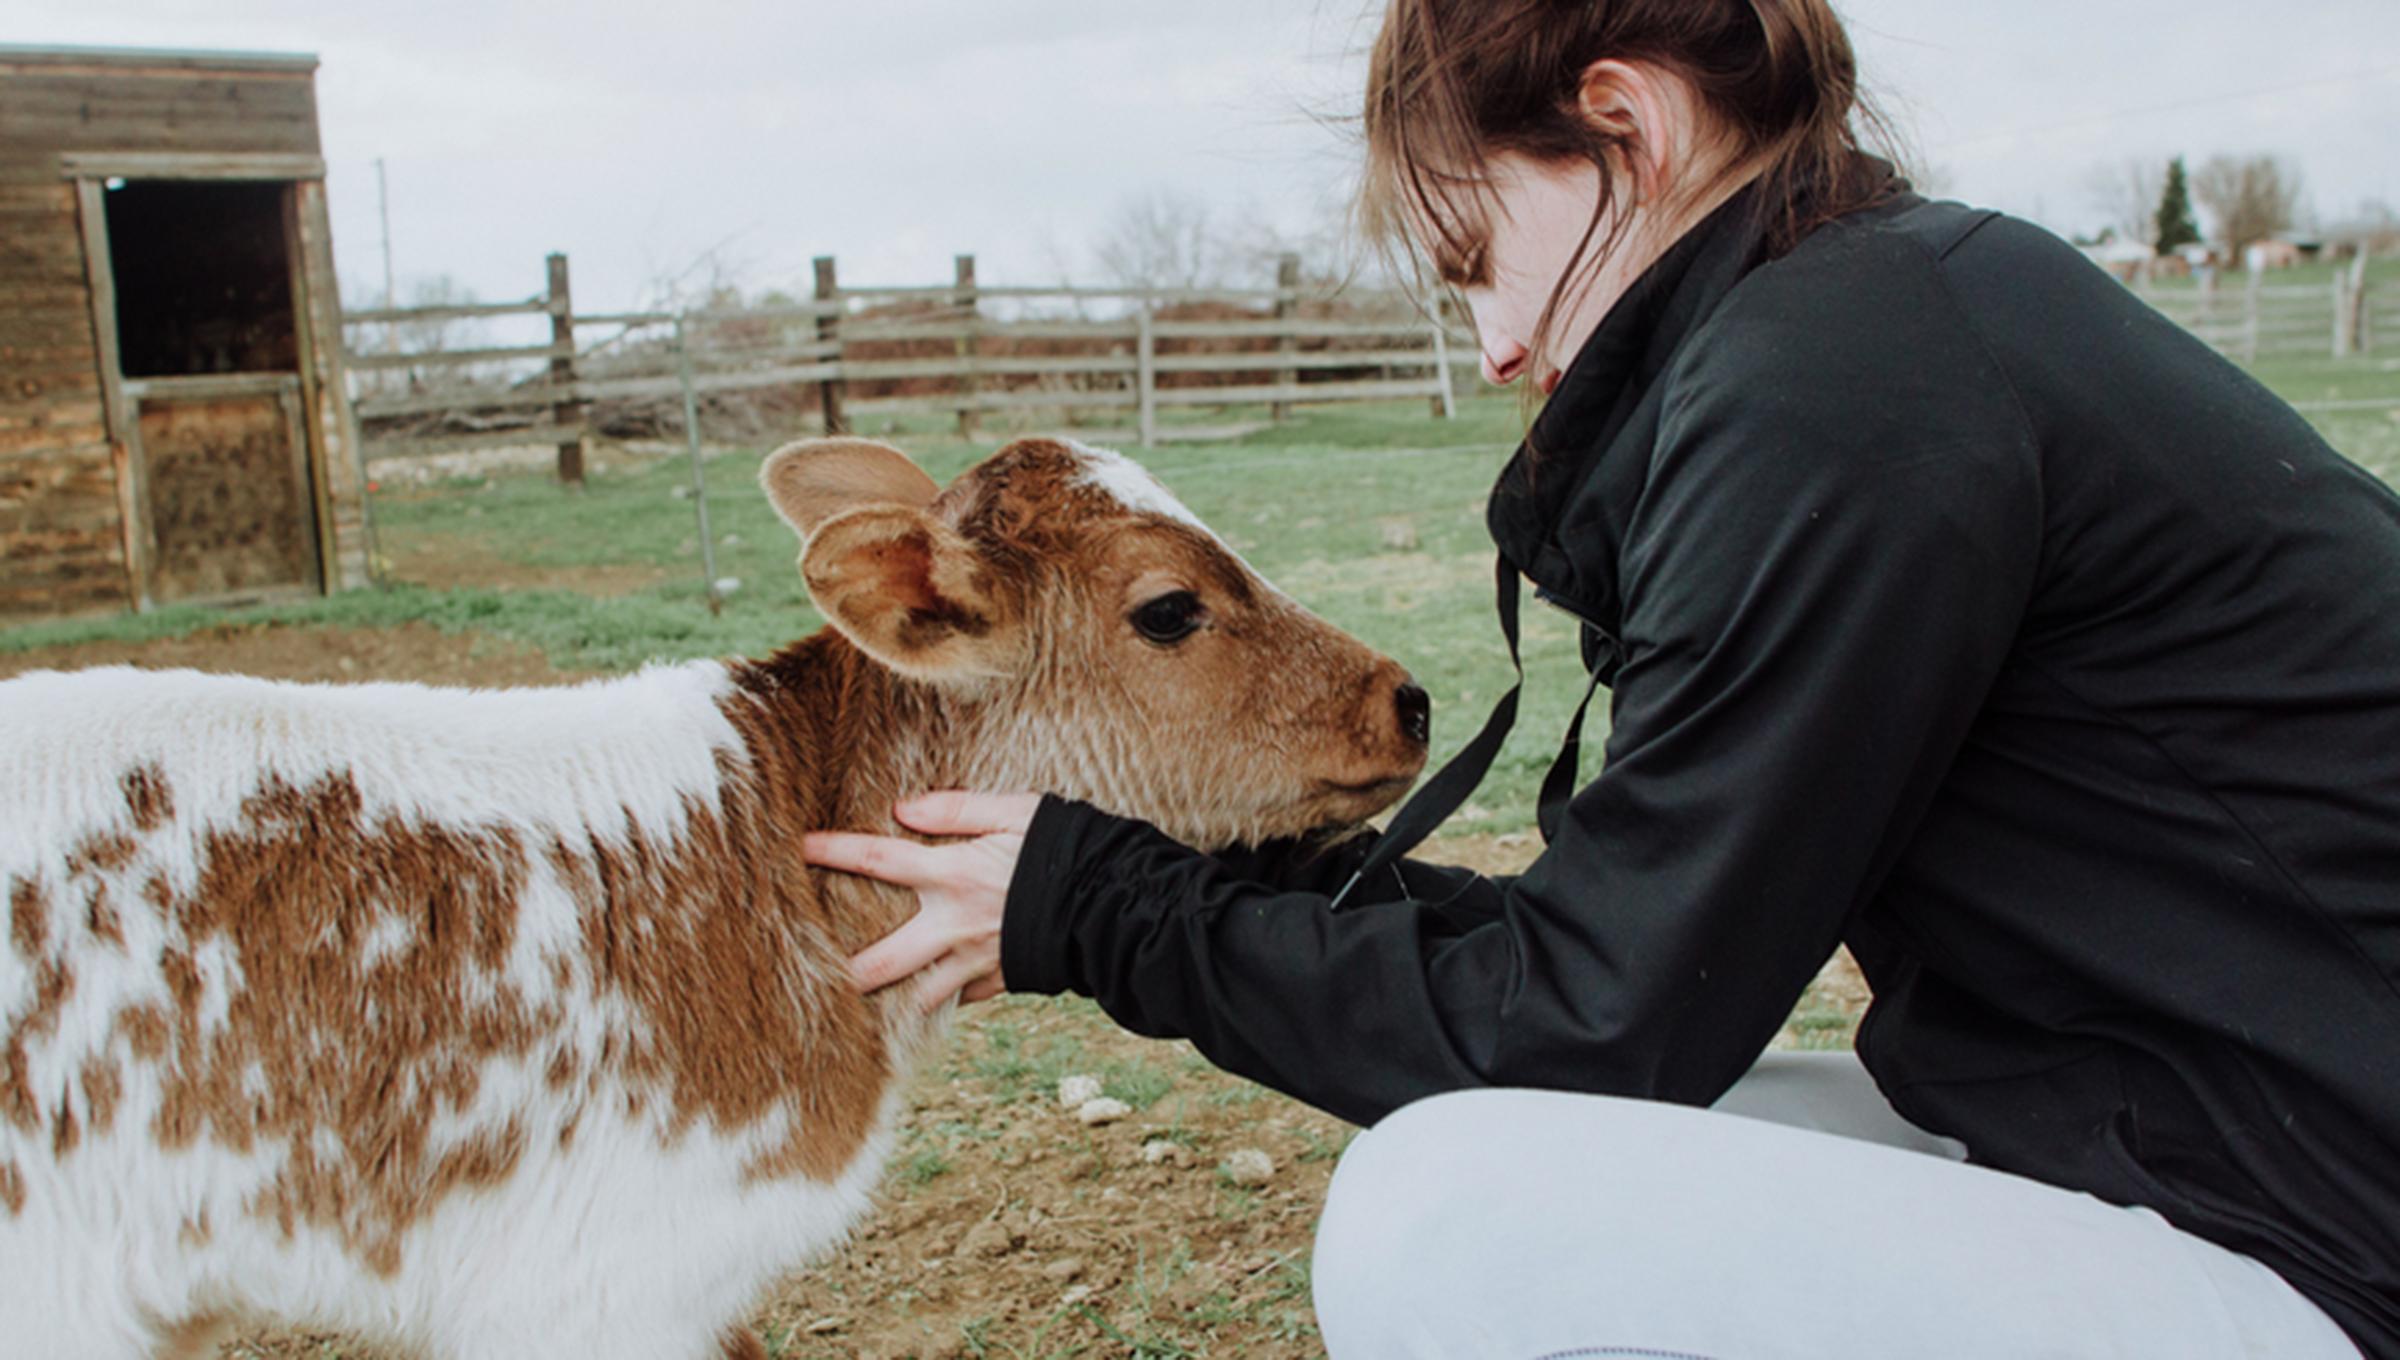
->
<box><xmin>2154</xmin><ymin>158</ymin><xmax>2202</xmax><ymax>257</ymax></box>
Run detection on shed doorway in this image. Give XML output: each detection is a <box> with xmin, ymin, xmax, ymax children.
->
<box><xmin>96</xmin><ymin>177</ymin><xmax>322</xmax><ymax>606</ymax></box>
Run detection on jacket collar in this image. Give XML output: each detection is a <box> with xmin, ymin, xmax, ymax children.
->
<box><xmin>1485</xmin><ymin>189</ymin><xmax>1773</xmax><ymax>601</ymax></box>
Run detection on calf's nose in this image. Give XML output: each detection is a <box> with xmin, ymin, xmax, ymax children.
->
<box><xmin>1395</xmin><ymin>681</ymin><xmax>1431</xmax><ymax>749</ymax></box>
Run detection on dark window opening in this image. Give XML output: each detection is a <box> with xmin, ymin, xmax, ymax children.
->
<box><xmin>106</xmin><ymin>180</ymin><xmax>298</xmax><ymax>378</ymax></box>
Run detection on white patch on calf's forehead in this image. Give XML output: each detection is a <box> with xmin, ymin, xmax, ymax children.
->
<box><xmin>1062</xmin><ymin>440</ymin><xmax>1207</xmax><ymax>531</ymax></box>
<box><xmin>1058</xmin><ymin>438</ymin><xmax>1297</xmax><ymax>601</ymax></box>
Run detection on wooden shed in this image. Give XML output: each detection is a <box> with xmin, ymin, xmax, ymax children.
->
<box><xmin>0</xmin><ymin>44</ymin><xmax>371</xmax><ymax>622</ymax></box>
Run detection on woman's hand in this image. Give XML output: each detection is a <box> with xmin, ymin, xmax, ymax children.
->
<box><xmin>805</xmin><ymin>791</ymin><xmax>1042</xmax><ymax>1014</ymax></box>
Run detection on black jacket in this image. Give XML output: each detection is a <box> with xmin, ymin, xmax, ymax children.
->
<box><xmin>1001</xmin><ymin>193</ymin><xmax>2400</xmax><ymax>1355</ymax></box>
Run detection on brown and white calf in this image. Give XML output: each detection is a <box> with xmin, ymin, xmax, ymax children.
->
<box><xmin>0</xmin><ymin>435</ymin><xmax>1427</xmax><ymax>1359</ymax></box>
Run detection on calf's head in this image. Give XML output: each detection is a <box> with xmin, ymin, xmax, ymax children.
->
<box><xmin>762</xmin><ymin>435</ymin><xmax>1429</xmax><ymax>848</ymax></box>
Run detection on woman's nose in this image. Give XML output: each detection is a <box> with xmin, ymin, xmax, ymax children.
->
<box><xmin>1481</xmin><ymin>341</ymin><xmax>1529</xmax><ymax>387</ymax></box>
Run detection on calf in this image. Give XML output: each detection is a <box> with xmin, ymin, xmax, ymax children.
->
<box><xmin>0</xmin><ymin>436</ymin><xmax>1428</xmax><ymax>1359</ymax></box>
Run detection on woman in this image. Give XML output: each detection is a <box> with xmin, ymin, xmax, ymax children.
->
<box><xmin>805</xmin><ymin>2</ymin><xmax>2400</xmax><ymax>1355</ymax></box>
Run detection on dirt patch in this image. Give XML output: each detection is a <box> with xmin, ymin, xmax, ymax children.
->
<box><xmin>380</xmin><ymin>528</ymin><xmax>672</xmax><ymax>597</ymax></box>
<box><xmin>0</xmin><ymin>621</ymin><xmax>585</xmax><ymax>689</ymax></box>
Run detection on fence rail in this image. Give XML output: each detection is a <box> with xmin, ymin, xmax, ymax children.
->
<box><xmin>342</xmin><ymin>248</ymin><xmax>2390</xmax><ymax>482</ymax></box>
<box><xmin>340</xmin><ymin>251</ymin><xmax>1478</xmax><ymax>481</ymax></box>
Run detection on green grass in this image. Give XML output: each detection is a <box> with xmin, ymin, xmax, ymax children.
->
<box><xmin>10</xmin><ymin>365</ymin><xmax>2398</xmax><ymax>837</ymax></box>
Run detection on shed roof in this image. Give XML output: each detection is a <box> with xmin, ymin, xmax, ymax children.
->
<box><xmin>0</xmin><ymin>43</ymin><xmax>317</xmax><ymax>74</ymax></box>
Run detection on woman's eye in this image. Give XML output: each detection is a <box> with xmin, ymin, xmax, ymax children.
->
<box><xmin>1130</xmin><ymin>591</ymin><xmax>1206</xmax><ymax>646</ymax></box>
<box><xmin>1435</xmin><ymin>240</ymin><xmax>1489</xmax><ymax>288</ymax></box>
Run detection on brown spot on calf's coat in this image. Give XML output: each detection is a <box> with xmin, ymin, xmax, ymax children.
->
<box><xmin>132</xmin><ymin>771</ymin><xmax>545</xmax><ymax>1273</ymax></box>
<box><xmin>179</xmin><ymin>1210</ymin><xmax>212</xmax><ymax>1247</ymax></box>
<box><xmin>65</xmin><ymin>831</ymin><xmax>137</xmax><ymax>879</ymax></box>
<box><xmin>722</xmin><ymin>1328</ymin><xmax>770</xmax><ymax>1360</ymax></box>
<box><xmin>2</xmin><ymin>959</ymin><xmax>72</xmax><ymax>1134</ymax></box>
<box><xmin>80</xmin><ymin>1055</ymin><xmax>121</xmax><ymax>1134</ymax></box>
<box><xmin>8</xmin><ymin>876</ymin><xmax>46</xmax><ymax>958</ymax></box>
<box><xmin>51</xmin><ymin>1095</ymin><xmax>78</xmax><ymax>1155</ymax></box>
<box><xmin>0</xmin><ymin>1158</ymin><xmax>22</xmax><ymax>1216</ymax></box>
<box><xmin>84</xmin><ymin>882</ymin><xmax>122</xmax><ymax>948</ymax></box>
<box><xmin>121</xmin><ymin>764</ymin><xmax>175</xmax><ymax>831</ymax></box>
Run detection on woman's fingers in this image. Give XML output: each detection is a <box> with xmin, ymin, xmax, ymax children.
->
<box><xmin>910</xmin><ymin>952</ymin><xmax>998</xmax><ymax>1015</ymax></box>
<box><xmin>849</xmin><ymin>912</ymin><xmax>952</xmax><ymax>994</ymax></box>
<box><xmin>894</xmin><ymin>790</ymin><xmax>1042</xmax><ymax>838</ymax></box>
<box><xmin>801</xmin><ymin>830</ymin><xmax>941</xmax><ymax>887</ymax></box>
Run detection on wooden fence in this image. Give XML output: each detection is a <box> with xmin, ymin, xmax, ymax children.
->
<box><xmin>341</xmin><ymin>252</ymin><xmax>1470</xmax><ymax>483</ymax></box>
<box><xmin>341</xmin><ymin>249</ymin><xmax>2393</xmax><ymax>485</ymax></box>
<box><xmin>2134</xmin><ymin>254</ymin><xmax>2384</xmax><ymax>364</ymax></box>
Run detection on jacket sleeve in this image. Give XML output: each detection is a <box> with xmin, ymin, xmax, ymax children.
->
<box><xmin>1002</xmin><ymin>333</ymin><xmax>2042</xmax><ymax>1128</ymax></box>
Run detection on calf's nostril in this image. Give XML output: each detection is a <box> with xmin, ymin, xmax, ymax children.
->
<box><xmin>1394</xmin><ymin>682</ymin><xmax>1431</xmax><ymax>748</ymax></box>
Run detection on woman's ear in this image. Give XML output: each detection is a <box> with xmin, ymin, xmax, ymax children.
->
<box><xmin>1572</xmin><ymin>59</ymin><xmax>1679</xmax><ymax>201</ymax></box>
<box><xmin>799</xmin><ymin>504</ymin><xmax>1025</xmax><ymax>684</ymax></box>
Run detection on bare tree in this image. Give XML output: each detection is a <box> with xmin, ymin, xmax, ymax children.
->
<box><xmin>1093</xmin><ymin>189</ymin><xmax>1222</xmax><ymax>291</ymax></box>
<box><xmin>2191</xmin><ymin>154</ymin><xmax>2305</xmax><ymax>262</ymax></box>
<box><xmin>2083</xmin><ymin>157</ymin><xmax>2167</xmax><ymax>247</ymax></box>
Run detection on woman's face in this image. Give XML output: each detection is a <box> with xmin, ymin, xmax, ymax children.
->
<box><xmin>1446</xmin><ymin>154</ymin><xmax>1638</xmax><ymax>396</ymax></box>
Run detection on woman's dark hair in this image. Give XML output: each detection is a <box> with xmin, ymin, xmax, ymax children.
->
<box><xmin>1359</xmin><ymin>0</ymin><xmax>1905</xmax><ymax>365</ymax></box>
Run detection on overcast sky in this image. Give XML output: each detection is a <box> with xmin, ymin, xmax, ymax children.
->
<box><xmin>13</xmin><ymin>1</ymin><xmax>2398</xmax><ymax>311</ymax></box>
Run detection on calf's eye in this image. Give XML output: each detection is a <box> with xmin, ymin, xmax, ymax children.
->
<box><xmin>1130</xmin><ymin>591</ymin><xmax>1206</xmax><ymax>646</ymax></box>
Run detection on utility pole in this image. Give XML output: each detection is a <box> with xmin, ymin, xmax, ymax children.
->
<box><xmin>376</xmin><ymin>157</ymin><xmax>397</xmax><ymax>354</ymax></box>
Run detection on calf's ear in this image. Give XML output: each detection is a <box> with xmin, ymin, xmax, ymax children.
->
<box><xmin>800</xmin><ymin>505</ymin><xmax>1024</xmax><ymax>683</ymax></box>
<box><xmin>760</xmin><ymin>437</ymin><xmax>941</xmax><ymax>537</ymax></box>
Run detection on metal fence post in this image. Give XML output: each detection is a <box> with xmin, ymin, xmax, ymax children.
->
<box><xmin>547</xmin><ymin>252</ymin><xmax>586</xmax><ymax>485</ymax></box>
<box><xmin>674</xmin><ymin>315</ymin><xmax>724</xmax><ymax>616</ymax></box>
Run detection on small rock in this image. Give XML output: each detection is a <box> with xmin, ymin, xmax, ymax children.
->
<box><xmin>1060</xmin><ymin>1283</ymin><xmax>1096</xmax><ymax>1307</ymax></box>
<box><xmin>670</xmin><ymin>485</ymin><xmax>692</xmax><ymax>500</ymax></box>
<box><xmin>1056</xmin><ymin>1074</ymin><xmax>1104</xmax><ymax>1109</ymax></box>
<box><xmin>1140</xmin><ymin>1139</ymin><xmax>1190</xmax><ymax>1167</ymax></box>
<box><xmin>960</xmin><ymin>1218</ymin><xmax>1016</xmax><ymax>1259</ymax></box>
<box><xmin>1076</xmin><ymin>1096</ymin><xmax>1132</xmax><ymax>1126</ymax></box>
<box><xmin>1220</xmin><ymin>1148</ymin><xmax>1276</xmax><ymax>1187</ymax></box>
<box><xmin>806</xmin><ymin>1317</ymin><xmax>847</xmax><ymax>1335</ymax></box>
<box><xmin>1042</xmin><ymin>1256</ymin><xmax>1085</xmax><ymax>1282</ymax></box>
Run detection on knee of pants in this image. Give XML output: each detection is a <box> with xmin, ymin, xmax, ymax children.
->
<box><xmin>1311</xmin><ymin>1089</ymin><xmax>1529</xmax><ymax>1342</ymax></box>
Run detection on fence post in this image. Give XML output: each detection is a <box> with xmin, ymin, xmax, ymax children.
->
<box><xmin>1271</xmin><ymin>253</ymin><xmax>1300</xmax><ymax>423</ymax></box>
<box><xmin>1136</xmin><ymin>306</ymin><xmax>1158</xmax><ymax>449</ymax></box>
<box><xmin>955</xmin><ymin>254</ymin><xmax>980</xmax><ymax>440</ymax></box>
<box><xmin>813</xmin><ymin>255</ymin><xmax>848</xmax><ymax>436</ymax></box>
<box><xmin>2349</xmin><ymin>254</ymin><xmax>2373</xmax><ymax>358</ymax></box>
<box><xmin>1429</xmin><ymin>318</ymin><xmax>1456</xmax><ymax>420</ymax></box>
<box><xmin>673</xmin><ymin>316</ymin><xmax>724</xmax><ymax>617</ymax></box>
<box><xmin>546</xmin><ymin>252</ymin><xmax>586</xmax><ymax>486</ymax></box>
<box><xmin>2242</xmin><ymin>261</ymin><xmax>2262</xmax><ymax>365</ymax></box>
<box><xmin>2334</xmin><ymin>266</ymin><xmax>2351</xmax><ymax>357</ymax></box>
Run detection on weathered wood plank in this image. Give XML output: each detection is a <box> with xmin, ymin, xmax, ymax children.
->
<box><xmin>0</xmin><ymin>421</ymin><xmax>108</xmax><ymax>457</ymax></box>
<box><xmin>0</xmin><ymin>399</ymin><xmax>105</xmax><ymax>432</ymax></box>
<box><xmin>1151</xmin><ymin>377</ymin><xmax>1446</xmax><ymax>407</ymax></box>
<box><xmin>54</xmin><ymin>151</ymin><xmax>326</xmax><ymax>181</ymax></box>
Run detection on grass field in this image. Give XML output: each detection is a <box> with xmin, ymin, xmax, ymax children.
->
<box><xmin>9</xmin><ymin>353</ymin><xmax>2399</xmax><ymax>837</ymax></box>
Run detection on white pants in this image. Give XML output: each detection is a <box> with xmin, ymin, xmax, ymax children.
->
<box><xmin>1312</xmin><ymin>1054</ymin><xmax>2363</xmax><ymax>1360</ymax></box>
